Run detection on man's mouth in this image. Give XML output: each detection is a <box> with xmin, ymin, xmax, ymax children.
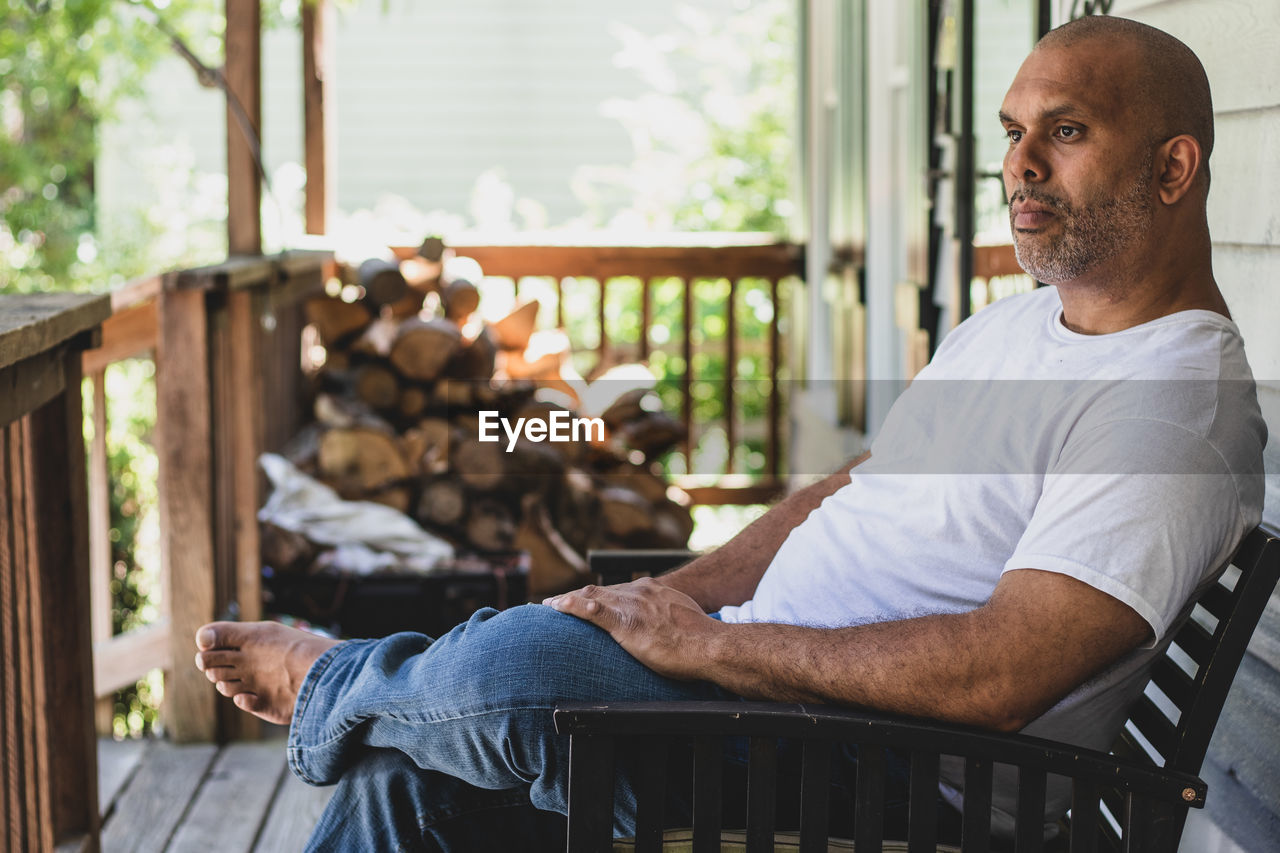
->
<box><xmin>1011</xmin><ymin>198</ymin><xmax>1058</xmax><ymax>231</ymax></box>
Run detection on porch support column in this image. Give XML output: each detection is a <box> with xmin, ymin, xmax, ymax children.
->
<box><xmin>226</xmin><ymin>0</ymin><xmax>262</xmax><ymax>255</ymax></box>
<box><xmin>303</xmin><ymin>0</ymin><xmax>336</xmax><ymax>235</ymax></box>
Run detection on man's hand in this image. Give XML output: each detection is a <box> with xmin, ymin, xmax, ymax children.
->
<box><xmin>544</xmin><ymin>578</ymin><xmax>726</xmax><ymax>681</ymax></box>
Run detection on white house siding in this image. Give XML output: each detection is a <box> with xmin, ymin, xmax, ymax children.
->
<box><xmin>1098</xmin><ymin>0</ymin><xmax>1280</xmax><ymax>850</ymax></box>
<box><xmin>97</xmin><ymin>0</ymin><xmax>739</xmax><ymax>243</ymax></box>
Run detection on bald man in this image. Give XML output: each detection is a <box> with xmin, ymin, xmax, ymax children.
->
<box><xmin>194</xmin><ymin>16</ymin><xmax>1263</xmax><ymax>849</ymax></box>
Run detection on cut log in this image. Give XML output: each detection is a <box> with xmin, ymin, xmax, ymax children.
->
<box><xmin>398</xmin><ymin>385</ymin><xmax>430</xmax><ymax>420</ymax></box>
<box><xmin>306</xmin><ymin>297</ymin><xmax>371</xmax><ymax>346</ymax></box>
<box><xmin>348</xmin><ymin>316</ymin><xmax>400</xmax><ymax>359</ymax></box>
<box><xmin>465</xmin><ymin>499</ymin><xmax>517</xmax><ymax>552</ymax></box>
<box><xmin>401</xmin><ymin>417</ymin><xmax>454</xmax><ymax>476</ymax></box>
<box><xmin>490</xmin><ymin>300</ymin><xmax>541</xmax><ymax>352</ymax></box>
<box><xmin>599</xmin><ymin>486</ymin><xmax>656</xmax><ymax>541</ymax></box>
<box><xmin>354</xmin><ymin>363</ymin><xmax>401</xmax><ymax>411</ymax></box>
<box><xmin>313</xmin><ymin>392</ymin><xmax>392</xmax><ymax>431</ymax></box>
<box><xmin>516</xmin><ymin>493</ymin><xmax>589</xmax><ymax>598</ymax></box>
<box><xmin>278</xmin><ymin>420</ymin><xmax>325</xmax><ymax>474</ymax></box>
<box><xmin>390</xmin><ymin>317</ymin><xmax>462</xmax><ymax>381</ymax></box>
<box><xmin>651</xmin><ymin>498</ymin><xmax>695</xmax><ymax>549</ymax></box>
<box><xmin>600</xmin><ymin>388</ymin><xmax>657</xmax><ymax>430</ymax></box>
<box><xmin>358</xmin><ymin>258</ymin><xmax>410</xmax><ymax>312</ymax></box>
<box><xmin>447</xmin><ymin>326</ymin><xmax>498</xmax><ymax>381</ymax></box>
<box><xmin>507</xmin><ymin>438</ymin><xmax>569</xmax><ymax>496</ymax></box>
<box><xmin>617</xmin><ymin>412</ymin><xmax>686</xmax><ymax>459</ymax></box>
<box><xmin>600</xmin><ymin>464</ymin><xmax>670</xmax><ymax>505</ymax></box>
<box><xmin>367</xmin><ymin>484</ymin><xmax>412</xmax><ymax>514</ymax></box>
<box><xmin>317</xmin><ymin>426</ymin><xmax>409</xmax><ymax>499</ymax></box>
<box><xmin>260</xmin><ymin>521</ymin><xmax>316</xmax><ymax>573</ymax></box>
<box><xmin>415</xmin><ymin>475</ymin><xmax>468</xmax><ymax>529</ymax></box>
<box><xmin>452</xmin><ymin>435</ymin><xmax>506</xmax><ymax>491</ymax></box>
<box><xmin>441</xmin><ymin>277</ymin><xmax>481</xmax><ymax>323</ymax></box>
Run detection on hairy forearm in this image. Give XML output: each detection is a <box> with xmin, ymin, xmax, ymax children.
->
<box><xmin>657</xmin><ymin>453</ymin><xmax>869</xmax><ymax>611</ymax></box>
<box><xmin>698</xmin><ymin>613</ymin><xmax>1033</xmax><ymax>731</ymax></box>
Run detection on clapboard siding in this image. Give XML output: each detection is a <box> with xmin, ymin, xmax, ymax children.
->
<box><xmin>1108</xmin><ymin>0</ymin><xmax>1280</xmax><ymax>849</ymax></box>
<box><xmin>1106</xmin><ymin>0</ymin><xmax>1280</xmax><ymax>113</ymax></box>
<box><xmin>1207</xmin><ymin>109</ymin><xmax>1280</xmax><ymax>248</ymax></box>
<box><xmin>100</xmin><ymin>0</ymin><xmax>742</xmax><ymax>233</ymax></box>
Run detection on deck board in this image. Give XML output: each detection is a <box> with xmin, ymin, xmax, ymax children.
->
<box><xmin>100</xmin><ymin>741</ymin><xmax>218</xmax><ymax>853</ymax></box>
<box><xmin>252</xmin><ymin>770</ymin><xmax>336</xmax><ymax>852</ymax></box>
<box><xmin>167</xmin><ymin>739</ymin><xmax>288</xmax><ymax>852</ymax></box>
<box><xmin>97</xmin><ymin>738</ymin><xmax>147</xmax><ymax>818</ymax></box>
<box><xmin>98</xmin><ymin>736</ymin><xmax>331</xmax><ymax>851</ymax></box>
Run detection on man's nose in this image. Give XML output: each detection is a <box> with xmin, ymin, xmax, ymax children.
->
<box><xmin>1005</xmin><ymin>135</ymin><xmax>1049</xmax><ymax>186</ymax></box>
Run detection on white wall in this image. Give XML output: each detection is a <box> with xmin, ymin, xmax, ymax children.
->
<box><xmin>1097</xmin><ymin>1</ymin><xmax>1280</xmax><ymax>849</ymax></box>
<box><xmin>97</xmin><ymin>0</ymin><xmax>740</xmax><ymax>246</ymax></box>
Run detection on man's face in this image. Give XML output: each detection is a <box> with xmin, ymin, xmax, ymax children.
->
<box><xmin>999</xmin><ymin>42</ymin><xmax>1157</xmax><ymax>284</ymax></box>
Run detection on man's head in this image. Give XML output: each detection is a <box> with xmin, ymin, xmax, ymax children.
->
<box><xmin>999</xmin><ymin>16</ymin><xmax>1214</xmax><ymax>286</ymax></box>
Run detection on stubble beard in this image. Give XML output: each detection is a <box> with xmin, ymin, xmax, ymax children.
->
<box><xmin>1010</xmin><ymin>151</ymin><xmax>1155</xmax><ymax>285</ymax></box>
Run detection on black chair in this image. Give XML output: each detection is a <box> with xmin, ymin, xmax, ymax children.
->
<box><xmin>554</xmin><ymin>524</ymin><xmax>1280</xmax><ymax>852</ymax></box>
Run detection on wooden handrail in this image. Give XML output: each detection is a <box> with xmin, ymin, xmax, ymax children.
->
<box><xmin>1</xmin><ymin>292</ymin><xmax>109</xmax><ymax>850</ymax></box>
<box><xmin>387</xmin><ymin>240</ymin><xmax>806</xmax><ymax>500</ymax></box>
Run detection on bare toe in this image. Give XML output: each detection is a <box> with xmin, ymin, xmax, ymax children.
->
<box><xmin>196</xmin><ymin>621</ymin><xmax>242</xmax><ymax>651</ymax></box>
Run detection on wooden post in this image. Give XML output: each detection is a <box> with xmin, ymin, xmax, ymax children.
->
<box><xmin>302</xmin><ymin>0</ymin><xmax>335</xmax><ymax>235</ymax></box>
<box><xmin>226</xmin><ymin>0</ymin><xmax>263</xmax><ymax>255</ymax></box>
<box><xmin>26</xmin><ymin>354</ymin><xmax>102</xmax><ymax>848</ymax></box>
<box><xmin>156</xmin><ymin>287</ymin><xmax>219</xmax><ymax>743</ymax></box>
<box><xmin>88</xmin><ymin>368</ymin><xmax>116</xmax><ymax>735</ymax></box>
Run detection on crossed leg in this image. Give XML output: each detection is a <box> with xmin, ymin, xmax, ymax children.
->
<box><xmin>194</xmin><ymin>603</ymin><xmax>735</xmax><ymax>849</ymax></box>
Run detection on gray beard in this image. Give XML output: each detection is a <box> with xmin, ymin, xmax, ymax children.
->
<box><xmin>1011</xmin><ymin>156</ymin><xmax>1155</xmax><ymax>284</ymax></box>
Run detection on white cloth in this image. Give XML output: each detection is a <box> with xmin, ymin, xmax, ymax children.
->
<box><xmin>718</xmin><ymin>286</ymin><xmax>1266</xmax><ymax>835</ymax></box>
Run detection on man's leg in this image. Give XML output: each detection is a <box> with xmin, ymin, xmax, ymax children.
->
<box><xmin>195</xmin><ymin>603</ymin><xmax>735</xmax><ymax>842</ymax></box>
<box><xmin>306</xmin><ymin>747</ymin><xmax>566</xmax><ymax>852</ymax></box>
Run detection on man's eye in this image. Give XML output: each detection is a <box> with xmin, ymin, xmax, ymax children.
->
<box><xmin>1057</xmin><ymin>126</ymin><xmax>1079</xmax><ymax>139</ymax></box>
<box><xmin>1006</xmin><ymin>129</ymin><xmax>1023</xmax><ymax>143</ymax></box>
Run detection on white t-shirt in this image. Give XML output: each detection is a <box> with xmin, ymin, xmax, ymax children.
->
<box><xmin>718</xmin><ymin>286</ymin><xmax>1266</xmax><ymax>835</ymax></box>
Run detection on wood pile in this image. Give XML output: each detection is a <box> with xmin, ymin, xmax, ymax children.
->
<box><xmin>270</xmin><ymin>240</ymin><xmax>693</xmax><ymax>598</ymax></box>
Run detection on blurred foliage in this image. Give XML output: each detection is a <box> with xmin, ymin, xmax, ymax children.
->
<box><xmin>574</xmin><ymin>0</ymin><xmax>796</xmax><ymax>236</ymax></box>
<box><xmin>84</xmin><ymin>358</ymin><xmax>162</xmax><ymax>737</ymax></box>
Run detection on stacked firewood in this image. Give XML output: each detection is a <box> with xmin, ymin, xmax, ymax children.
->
<box><xmin>270</xmin><ymin>239</ymin><xmax>693</xmax><ymax>598</ymax></box>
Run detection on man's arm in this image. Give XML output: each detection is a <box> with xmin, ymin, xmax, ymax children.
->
<box><xmin>656</xmin><ymin>451</ymin><xmax>869</xmax><ymax>611</ymax></box>
<box><xmin>547</xmin><ymin>566</ymin><xmax>1149</xmax><ymax>732</ymax></box>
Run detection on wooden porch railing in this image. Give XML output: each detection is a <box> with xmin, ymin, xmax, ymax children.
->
<box><xmin>392</xmin><ymin>239</ymin><xmax>805</xmax><ymax>506</ymax></box>
<box><xmin>80</xmin><ymin>250</ymin><xmax>330</xmax><ymax>747</ymax></box>
<box><xmin>1</xmin><ymin>293</ymin><xmax>109</xmax><ymax>852</ymax></box>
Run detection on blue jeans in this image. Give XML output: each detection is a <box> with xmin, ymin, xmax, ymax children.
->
<box><xmin>290</xmin><ymin>604</ymin><xmax>927</xmax><ymax>851</ymax></box>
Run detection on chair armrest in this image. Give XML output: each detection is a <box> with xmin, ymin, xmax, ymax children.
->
<box><xmin>553</xmin><ymin>700</ymin><xmax>1206</xmax><ymax>808</ymax></box>
<box><xmin>587</xmin><ymin>550</ymin><xmax>696</xmax><ymax>587</ymax></box>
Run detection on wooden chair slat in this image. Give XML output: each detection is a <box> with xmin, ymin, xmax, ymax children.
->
<box><xmin>799</xmin><ymin>739</ymin><xmax>832</xmax><ymax>853</ymax></box>
<box><xmin>907</xmin><ymin>750</ymin><xmax>940</xmax><ymax>853</ymax></box>
<box><xmin>1196</xmin><ymin>581</ymin><xmax>1233</xmax><ymax>622</ymax></box>
<box><xmin>961</xmin><ymin>757</ymin><xmax>993</xmax><ymax>853</ymax></box>
<box><xmin>1171</xmin><ymin>618</ymin><xmax>1213</xmax><ymax>669</ymax></box>
<box><xmin>567</xmin><ymin>733</ymin><xmax>616</xmax><ymax>853</ymax></box>
<box><xmin>691</xmin><ymin>736</ymin><xmax>722</xmax><ymax>853</ymax></box>
<box><xmin>854</xmin><ymin>744</ymin><xmax>887</xmax><ymax>852</ymax></box>
<box><xmin>1069</xmin><ymin>778</ymin><xmax>1100</xmax><ymax>853</ymax></box>
<box><xmin>1121</xmin><ymin>793</ymin><xmax>1178</xmax><ymax>853</ymax></box>
<box><xmin>1128</xmin><ymin>697</ymin><xmax>1177</xmax><ymax>764</ymax></box>
<box><xmin>746</xmin><ymin>737</ymin><xmax>778</xmax><ymax>853</ymax></box>
<box><xmin>633</xmin><ymin>737</ymin><xmax>667</xmax><ymax>853</ymax></box>
<box><xmin>1098</xmin><ymin>786</ymin><xmax>1124</xmax><ymax>853</ymax></box>
<box><xmin>1111</xmin><ymin>730</ymin><xmax>1157</xmax><ymax>768</ymax></box>
<box><xmin>1014</xmin><ymin>766</ymin><xmax>1046</xmax><ymax>853</ymax></box>
<box><xmin>1148</xmin><ymin>657</ymin><xmax>1195</xmax><ymax>715</ymax></box>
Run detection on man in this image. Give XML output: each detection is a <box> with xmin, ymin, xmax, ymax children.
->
<box><xmin>195</xmin><ymin>16</ymin><xmax>1264</xmax><ymax>849</ymax></box>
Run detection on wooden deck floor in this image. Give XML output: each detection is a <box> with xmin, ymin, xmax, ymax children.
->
<box><xmin>98</xmin><ymin>734</ymin><xmax>334</xmax><ymax>852</ymax></box>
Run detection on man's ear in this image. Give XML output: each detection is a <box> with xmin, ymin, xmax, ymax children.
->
<box><xmin>1155</xmin><ymin>134</ymin><xmax>1202</xmax><ymax>205</ymax></box>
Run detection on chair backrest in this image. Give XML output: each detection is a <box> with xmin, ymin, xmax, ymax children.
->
<box><xmin>1101</xmin><ymin>524</ymin><xmax>1280</xmax><ymax>846</ymax></box>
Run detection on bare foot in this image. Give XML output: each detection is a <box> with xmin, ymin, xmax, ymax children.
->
<box><xmin>194</xmin><ymin>621</ymin><xmax>339</xmax><ymax>725</ymax></box>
